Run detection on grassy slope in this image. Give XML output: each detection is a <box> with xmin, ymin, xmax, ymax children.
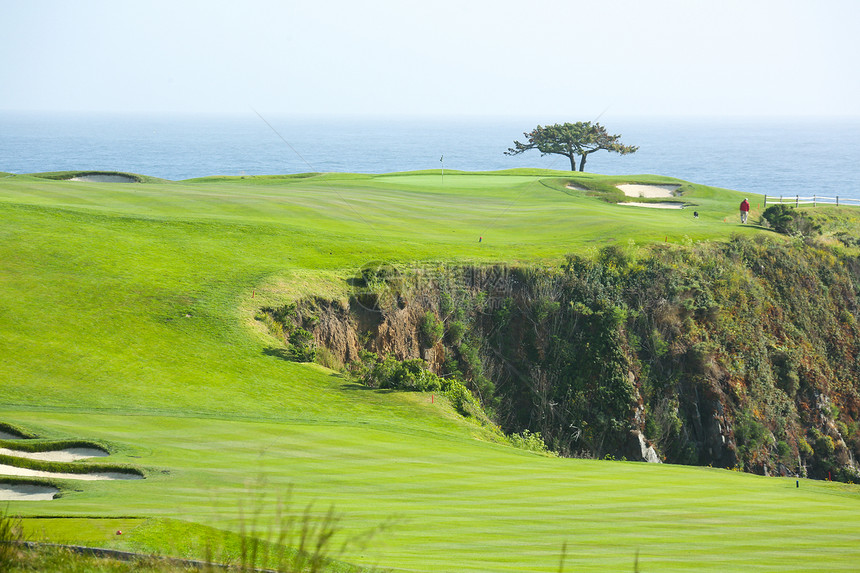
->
<box><xmin>2</xmin><ymin>171</ymin><xmax>858</xmax><ymax>572</ymax></box>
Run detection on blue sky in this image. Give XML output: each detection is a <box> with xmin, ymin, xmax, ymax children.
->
<box><xmin>2</xmin><ymin>0</ymin><xmax>858</xmax><ymax>117</ymax></box>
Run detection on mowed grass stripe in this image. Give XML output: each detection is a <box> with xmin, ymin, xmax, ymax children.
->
<box><xmin>6</xmin><ymin>412</ymin><xmax>859</xmax><ymax>572</ymax></box>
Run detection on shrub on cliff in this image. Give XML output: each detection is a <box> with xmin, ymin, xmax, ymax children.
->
<box><xmin>762</xmin><ymin>204</ymin><xmax>820</xmax><ymax>236</ymax></box>
<box><xmin>419</xmin><ymin>311</ymin><xmax>444</xmax><ymax>348</ymax></box>
<box><xmin>348</xmin><ymin>351</ymin><xmax>484</xmax><ymax>418</ymax></box>
<box><xmin>352</xmin><ymin>353</ymin><xmax>441</xmax><ymax>392</ymax></box>
<box><xmin>288</xmin><ymin>328</ymin><xmax>317</xmax><ymax>362</ymax></box>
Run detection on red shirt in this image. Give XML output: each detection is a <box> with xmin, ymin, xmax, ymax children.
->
<box><xmin>740</xmin><ymin>199</ymin><xmax>750</xmax><ymax>212</ymax></box>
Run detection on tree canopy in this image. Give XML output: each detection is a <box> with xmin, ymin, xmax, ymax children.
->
<box><xmin>505</xmin><ymin>122</ymin><xmax>638</xmax><ymax>172</ymax></box>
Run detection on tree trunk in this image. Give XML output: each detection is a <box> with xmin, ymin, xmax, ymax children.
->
<box><xmin>568</xmin><ymin>154</ymin><xmax>576</xmax><ymax>171</ymax></box>
<box><xmin>579</xmin><ymin>154</ymin><xmax>587</xmax><ymax>172</ymax></box>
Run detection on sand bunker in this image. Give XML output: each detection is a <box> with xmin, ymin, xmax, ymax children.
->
<box><xmin>566</xmin><ymin>183</ymin><xmax>588</xmax><ymax>191</ymax></box>
<box><xmin>0</xmin><ymin>483</ymin><xmax>59</xmax><ymax>501</ymax></box>
<box><xmin>0</xmin><ymin>447</ymin><xmax>108</xmax><ymax>463</ymax></box>
<box><xmin>0</xmin><ymin>463</ymin><xmax>142</xmax><ymax>481</ymax></box>
<box><xmin>0</xmin><ymin>430</ymin><xmax>24</xmax><ymax>440</ymax></box>
<box><xmin>68</xmin><ymin>174</ymin><xmax>138</xmax><ymax>183</ymax></box>
<box><xmin>617</xmin><ymin>184</ymin><xmax>681</xmax><ymax>198</ymax></box>
<box><xmin>619</xmin><ymin>202</ymin><xmax>685</xmax><ymax>209</ymax></box>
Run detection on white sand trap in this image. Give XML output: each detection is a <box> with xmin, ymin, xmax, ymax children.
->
<box><xmin>0</xmin><ymin>447</ymin><xmax>108</xmax><ymax>463</ymax></box>
<box><xmin>0</xmin><ymin>463</ymin><xmax>142</xmax><ymax>481</ymax></box>
<box><xmin>68</xmin><ymin>174</ymin><xmax>137</xmax><ymax>183</ymax></box>
<box><xmin>0</xmin><ymin>483</ymin><xmax>59</xmax><ymax>501</ymax></box>
<box><xmin>619</xmin><ymin>202</ymin><xmax>685</xmax><ymax>209</ymax></box>
<box><xmin>0</xmin><ymin>430</ymin><xmax>24</xmax><ymax>440</ymax></box>
<box><xmin>617</xmin><ymin>184</ymin><xmax>681</xmax><ymax>198</ymax></box>
<box><xmin>566</xmin><ymin>183</ymin><xmax>588</xmax><ymax>191</ymax></box>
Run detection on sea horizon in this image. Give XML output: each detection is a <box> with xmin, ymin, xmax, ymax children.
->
<box><xmin>2</xmin><ymin>111</ymin><xmax>859</xmax><ymax>199</ymax></box>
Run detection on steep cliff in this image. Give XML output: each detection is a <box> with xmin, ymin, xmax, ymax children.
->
<box><xmin>262</xmin><ymin>236</ymin><xmax>860</xmax><ymax>481</ymax></box>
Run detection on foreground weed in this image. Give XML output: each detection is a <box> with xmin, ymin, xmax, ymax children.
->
<box><xmin>201</xmin><ymin>485</ymin><xmax>390</xmax><ymax>572</ymax></box>
<box><xmin>1</xmin><ymin>509</ymin><xmax>25</xmax><ymax>571</ymax></box>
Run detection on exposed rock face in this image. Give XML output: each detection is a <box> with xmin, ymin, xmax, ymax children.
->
<box><xmin>373</xmin><ymin>306</ymin><xmax>423</xmax><ymax>361</ymax></box>
<box><xmin>628</xmin><ymin>431</ymin><xmax>661</xmax><ymax>463</ymax></box>
<box><xmin>296</xmin><ymin>297</ymin><xmax>436</xmax><ymax>368</ymax></box>
<box><xmin>308</xmin><ymin>299</ymin><xmax>363</xmax><ymax>364</ymax></box>
<box><xmin>684</xmin><ymin>385</ymin><xmax>737</xmax><ymax>470</ymax></box>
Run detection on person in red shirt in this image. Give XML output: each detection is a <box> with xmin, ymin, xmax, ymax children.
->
<box><xmin>740</xmin><ymin>198</ymin><xmax>750</xmax><ymax>224</ymax></box>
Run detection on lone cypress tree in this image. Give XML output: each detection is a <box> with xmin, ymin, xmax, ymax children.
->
<box><xmin>505</xmin><ymin>121</ymin><xmax>638</xmax><ymax>171</ymax></box>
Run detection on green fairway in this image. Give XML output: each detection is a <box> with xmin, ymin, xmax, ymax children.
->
<box><xmin>2</xmin><ymin>170</ymin><xmax>858</xmax><ymax>571</ymax></box>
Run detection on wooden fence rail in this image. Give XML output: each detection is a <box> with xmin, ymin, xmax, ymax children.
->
<box><xmin>764</xmin><ymin>195</ymin><xmax>860</xmax><ymax>208</ymax></box>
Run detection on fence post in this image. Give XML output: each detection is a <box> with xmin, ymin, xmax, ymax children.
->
<box><xmin>796</xmin><ymin>195</ymin><xmax>799</xmax><ymax>207</ymax></box>
<box><xmin>813</xmin><ymin>195</ymin><xmax>816</xmax><ymax>207</ymax></box>
<box><xmin>837</xmin><ymin>196</ymin><xmax>840</xmax><ymax>206</ymax></box>
<box><xmin>764</xmin><ymin>195</ymin><xmax>768</xmax><ymax>207</ymax></box>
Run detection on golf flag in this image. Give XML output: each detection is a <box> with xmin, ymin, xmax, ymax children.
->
<box><xmin>440</xmin><ymin>155</ymin><xmax>443</xmax><ymax>162</ymax></box>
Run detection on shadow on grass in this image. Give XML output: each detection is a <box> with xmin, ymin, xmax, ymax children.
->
<box><xmin>263</xmin><ymin>347</ymin><xmax>293</xmax><ymax>361</ymax></box>
<box><xmin>263</xmin><ymin>349</ymin><xmax>398</xmax><ymax>397</ymax></box>
<box><xmin>339</xmin><ymin>382</ymin><xmax>396</xmax><ymax>394</ymax></box>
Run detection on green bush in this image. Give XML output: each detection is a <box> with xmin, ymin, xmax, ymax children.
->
<box><xmin>446</xmin><ymin>320</ymin><xmax>466</xmax><ymax>346</ymax></box>
<box><xmin>353</xmin><ymin>354</ymin><xmax>441</xmax><ymax>392</ymax></box>
<box><xmin>762</xmin><ymin>204</ymin><xmax>821</xmax><ymax>236</ymax></box>
<box><xmin>776</xmin><ymin>440</ymin><xmax>792</xmax><ymax>462</ymax></box>
<box><xmin>458</xmin><ymin>341</ymin><xmax>483</xmax><ymax>377</ymax></box>
<box><xmin>798</xmin><ymin>437</ymin><xmax>814</xmax><ymax>459</ymax></box>
<box><xmin>391</xmin><ymin>359</ymin><xmax>440</xmax><ymax>391</ymax></box>
<box><xmin>419</xmin><ymin>311</ymin><xmax>444</xmax><ymax>348</ymax></box>
<box><xmin>815</xmin><ymin>433</ymin><xmax>835</xmax><ymax>457</ymax></box>
<box><xmin>445</xmin><ymin>381</ymin><xmax>480</xmax><ymax>417</ymax></box>
<box><xmin>288</xmin><ymin>328</ymin><xmax>317</xmax><ymax>362</ymax></box>
<box><xmin>509</xmin><ymin>430</ymin><xmax>557</xmax><ymax>456</ymax></box>
<box><xmin>314</xmin><ymin>346</ymin><xmax>343</xmax><ymax>371</ymax></box>
<box><xmin>349</xmin><ymin>353</ymin><xmax>485</xmax><ymax>420</ymax></box>
<box><xmin>353</xmin><ymin>353</ymin><xmax>396</xmax><ymax>389</ymax></box>
<box><xmin>440</xmin><ymin>291</ymin><xmax>454</xmax><ymax>317</ymax></box>
<box><xmin>734</xmin><ymin>412</ymin><xmax>770</xmax><ymax>464</ymax></box>
<box><xmin>644</xmin><ymin>417</ymin><xmax>660</xmax><ymax>441</ymax></box>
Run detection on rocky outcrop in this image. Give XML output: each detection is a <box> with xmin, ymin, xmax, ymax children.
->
<box><xmin>625</xmin><ymin>431</ymin><xmax>661</xmax><ymax>463</ymax></box>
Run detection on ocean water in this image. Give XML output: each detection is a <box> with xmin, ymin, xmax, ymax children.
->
<box><xmin>1</xmin><ymin>112</ymin><xmax>859</xmax><ymax>199</ymax></box>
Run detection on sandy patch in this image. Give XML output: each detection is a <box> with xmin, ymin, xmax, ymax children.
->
<box><xmin>0</xmin><ymin>464</ymin><xmax>142</xmax><ymax>481</ymax></box>
<box><xmin>68</xmin><ymin>174</ymin><xmax>138</xmax><ymax>183</ymax></box>
<box><xmin>0</xmin><ymin>447</ymin><xmax>108</xmax><ymax>463</ymax></box>
<box><xmin>618</xmin><ymin>202</ymin><xmax>685</xmax><ymax>209</ymax></box>
<box><xmin>0</xmin><ymin>430</ymin><xmax>24</xmax><ymax>440</ymax></box>
<box><xmin>617</xmin><ymin>184</ymin><xmax>681</xmax><ymax>198</ymax></box>
<box><xmin>0</xmin><ymin>483</ymin><xmax>59</xmax><ymax>501</ymax></box>
<box><xmin>566</xmin><ymin>183</ymin><xmax>588</xmax><ymax>191</ymax></box>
